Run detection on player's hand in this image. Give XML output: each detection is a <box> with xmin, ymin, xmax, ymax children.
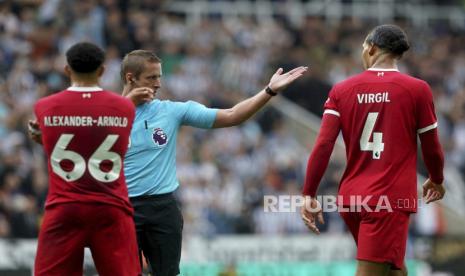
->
<box><xmin>422</xmin><ymin>178</ymin><xmax>445</xmax><ymax>204</ymax></box>
<box><xmin>267</xmin><ymin>66</ymin><xmax>308</xmax><ymax>94</ymax></box>
<box><xmin>301</xmin><ymin>196</ymin><xmax>324</xmax><ymax>234</ymax></box>
<box><xmin>126</xmin><ymin>87</ymin><xmax>155</xmax><ymax>106</ymax></box>
<box><xmin>28</xmin><ymin>119</ymin><xmax>42</xmax><ymax>145</ymax></box>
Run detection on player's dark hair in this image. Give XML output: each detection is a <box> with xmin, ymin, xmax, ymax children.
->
<box><xmin>366</xmin><ymin>25</ymin><xmax>410</xmax><ymax>57</ymax></box>
<box><xmin>66</xmin><ymin>42</ymin><xmax>105</xmax><ymax>73</ymax></box>
<box><xmin>121</xmin><ymin>50</ymin><xmax>161</xmax><ymax>84</ymax></box>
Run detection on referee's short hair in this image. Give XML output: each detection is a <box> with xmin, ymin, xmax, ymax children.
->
<box><xmin>121</xmin><ymin>50</ymin><xmax>161</xmax><ymax>84</ymax></box>
<box><xmin>66</xmin><ymin>42</ymin><xmax>105</xmax><ymax>73</ymax></box>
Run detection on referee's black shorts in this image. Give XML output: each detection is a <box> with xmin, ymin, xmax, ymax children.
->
<box><xmin>130</xmin><ymin>192</ymin><xmax>183</xmax><ymax>276</ymax></box>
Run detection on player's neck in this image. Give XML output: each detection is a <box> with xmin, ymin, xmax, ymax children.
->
<box><xmin>370</xmin><ymin>56</ymin><xmax>398</xmax><ymax>70</ymax></box>
<box><xmin>68</xmin><ymin>71</ymin><xmax>100</xmax><ymax>87</ymax></box>
<box><xmin>70</xmin><ymin>79</ymin><xmax>100</xmax><ymax>88</ymax></box>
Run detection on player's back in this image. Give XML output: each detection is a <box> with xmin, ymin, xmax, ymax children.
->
<box><xmin>325</xmin><ymin>69</ymin><xmax>437</xmax><ymax>211</ymax></box>
<box><xmin>34</xmin><ymin>87</ymin><xmax>135</xmax><ymax>214</ymax></box>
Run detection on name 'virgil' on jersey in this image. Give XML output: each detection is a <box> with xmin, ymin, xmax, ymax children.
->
<box><xmin>357</xmin><ymin>92</ymin><xmax>390</xmax><ymax>104</ymax></box>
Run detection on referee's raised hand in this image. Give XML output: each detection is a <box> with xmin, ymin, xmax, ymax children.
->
<box><xmin>124</xmin><ymin>87</ymin><xmax>155</xmax><ymax>106</ymax></box>
<box><xmin>267</xmin><ymin>66</ymin><xmax>308</xmax><ymax>94</ymax></box>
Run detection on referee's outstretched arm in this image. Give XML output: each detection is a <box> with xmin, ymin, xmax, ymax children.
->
<box><xmin>213</xmin><ymin>66</ymin><xmax>307</xmax><ymax>128</ymax></box>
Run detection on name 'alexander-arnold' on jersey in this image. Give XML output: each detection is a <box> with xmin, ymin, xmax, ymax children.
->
<box><xmin>43</xmin><ymin>115</ymin><xmax>129</xmax><ymax>127</ymax></box>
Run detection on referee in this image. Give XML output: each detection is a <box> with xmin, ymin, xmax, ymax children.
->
<box><xmin>121</xmin><ymin>50</ymin><xmax>307</xmax><ymax>276</ymax></box>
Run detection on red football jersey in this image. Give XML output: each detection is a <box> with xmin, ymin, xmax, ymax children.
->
<box><xmin>325</xmin><ymin>69</ymin><xmax>437</xmax><ymax>211</ymax></box>
<box><xmin>34</xmin><ymin>87</ymin><xmax>135</xmax><ymax>214</ymax></box>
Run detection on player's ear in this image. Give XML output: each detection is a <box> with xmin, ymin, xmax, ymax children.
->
<box><xmin>368</xmin><ymin>43</ymin><xmax>377</xmax><ymax>56</ymax></box>
<box><xmin>64</xmin><ymin>65</ymin><xmax>71</xmax><ymax>78</ymax></box>
<box><xmin>97</xmin><ymin>65</ymin><xmax>105</xmax><ymax>77</ymax></box>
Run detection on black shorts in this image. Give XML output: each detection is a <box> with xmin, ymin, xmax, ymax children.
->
<box><xmin>130</xmin><ymin>193</ymin><xmax>183</xmax><ymax>276</ymax></box>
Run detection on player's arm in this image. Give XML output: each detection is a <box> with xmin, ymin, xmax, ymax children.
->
<box><xmin>302</xmin><ymin>114</ymin><xmax>341</xmax><ymax>197</ymax></box>
<box><xmin>419</xmin><ymin>128</ymin><xmax>445</xmax><ymax>203</ymax></box>
<box><xmin>416</xmin><ymin>81</ymin><xmax>445</xmax><ymax>203</ymax></box>
<box><xmin>301</xmin><ymin>114</ymin><xmax>341</xmax><ymax>234</ymax></box>
<box><xmin>212</xmin><ymin>67</ymin><xmax>307</xmax><ymax>128</ymax></box>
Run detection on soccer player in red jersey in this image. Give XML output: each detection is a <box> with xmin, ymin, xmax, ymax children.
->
<box><xmin>31</xmin><ymin>42</ymin><xmax>140</xmax><ymax>276</ymax></box>
<box><xmin>301</xmin><ymin>25</ymin><xmax>445</xmax><ymax>276</ymax></box>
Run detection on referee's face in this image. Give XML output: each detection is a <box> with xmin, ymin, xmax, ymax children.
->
<box><xmin>135</xmin><ymin>61</ymin><xmax>162</xmax><ymax>95</ymax></box>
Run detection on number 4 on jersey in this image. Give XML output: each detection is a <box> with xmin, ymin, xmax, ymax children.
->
<box><xmin>360</xmin><ymin>112</ymin><xmax>384</xmax><ymax>159</ymax></box>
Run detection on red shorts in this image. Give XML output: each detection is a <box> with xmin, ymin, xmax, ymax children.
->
<box><xmin>35</xmin><ymin>203</ymin><xmax>141</xmax><ymax>276</ymax></box>
<box><xmin>339</xmin><ymin>208</ymin><xmax>410</xmax><ymax>269</ymax></box>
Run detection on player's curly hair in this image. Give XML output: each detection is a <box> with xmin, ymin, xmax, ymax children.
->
<box><xmin>366</xmin><ymin>25</ymin><xmax>410</xmax><ymax>57</ymax></box>
<box><xmin>66</xmin><ymin>42</ymin><xmax>105</xmax><ymax>73</ymax></box>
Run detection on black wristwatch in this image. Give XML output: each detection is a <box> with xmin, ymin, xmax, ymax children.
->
<box><xmin>265</xmin><ymin>86</ymin><xmax>278</xmax><ymax>96</ymax></box>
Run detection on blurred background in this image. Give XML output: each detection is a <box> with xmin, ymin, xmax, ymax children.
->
<box><xmin>1</xmin><ymin>0</ymin><xmax>465</xmax><ymax>275</ymax></box>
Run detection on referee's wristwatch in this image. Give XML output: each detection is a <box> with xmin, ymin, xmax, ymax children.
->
<box><xmin>265</xmin><ymin>86</ymin><xmax>278</xmax><ymax>96</ymax></box>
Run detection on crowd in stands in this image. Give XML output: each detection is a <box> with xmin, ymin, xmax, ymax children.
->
<box><xmin>0</xmin><ymin>0</ymin><xmax>464</xmax><ymax>242</ymax></box>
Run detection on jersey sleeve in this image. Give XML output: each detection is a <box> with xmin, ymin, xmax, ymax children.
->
<box><xmin>302</xmin><ymin>114</ymin><xmax>341</xmax><ymax>196</ymax></box>
<box><xmin>419</xmin><ymin>129</ymin><xmax>444</xmax><ymax>184</ymax></box>
<box><xmin>33</xmin><ymin>100</ymin><xmax>45</xmax><ymax>131</ymax></box>
<box><xmin>416</xmin><ymin>82</ymin><xmax>438</xmax><ymax>134</ymax></box>
<box><xmin>33</xmin><ymin>102</ymin><xmax>40</xmax><ymax>125</ymax></box>
<box><xmin>124</xmin><ymin>98</ymin><xmax>136</xmax><ymax>128</ymax></box>
<box><xmin>323</xmin><ymin>86</ymin><xmax>340</xmax><ymax>117</ymax></box>
<box><xmin>177</xmin><ymin>101</ymin><xmax>218</xmax><ymax>128</ymax></box>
